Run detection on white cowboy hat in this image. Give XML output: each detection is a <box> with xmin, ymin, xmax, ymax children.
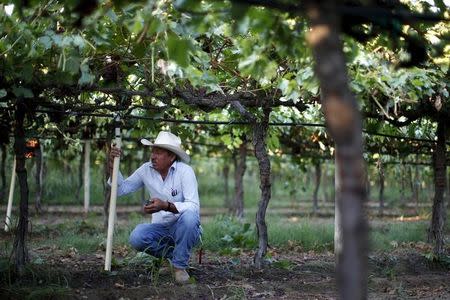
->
<box><xmin>141</xmin><ymin>131</ymin><xmax>190</xmax><ymax>163</ymax></box>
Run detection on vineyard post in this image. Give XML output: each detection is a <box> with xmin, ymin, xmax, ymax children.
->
<box><xmin>104</xmin><ymin>115</ymin><xmax>121</xmax><ymax>271</ymax></box>
<box><xmin>84</xmin><ymin>140</ymin><xmax>91</xmax><ymax>214</ymax></box>
<box><xmin>4</xmin><ymin>157</ymin><xmax>16</xmax><ymax>232</ymax></box>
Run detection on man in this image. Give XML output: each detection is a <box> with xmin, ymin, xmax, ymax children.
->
<box><xmin>108</xmin><ymin>131</ymin><xmax>201</xmax><ymax>284</ymax></box>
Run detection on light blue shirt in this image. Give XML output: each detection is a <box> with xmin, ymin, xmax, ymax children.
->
<box><xmin>112</xmin><ymin>160</ymin><xmax>200</xmax><ymax>224</ymax></box>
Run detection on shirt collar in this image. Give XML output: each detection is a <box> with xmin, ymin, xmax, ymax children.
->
<box><xmin>149</xmin><ymin>160</ymin><xmax>177</xmax><ymax>172</ymax></box>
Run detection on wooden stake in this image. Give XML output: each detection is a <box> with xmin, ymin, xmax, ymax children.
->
<box><xmin>105</xmin><ymin>116</ymin><xmax>121</xmax><ymax>271</ymax></box>
<box><xmin>84</xmin><ymin>140</ymin><xmax>91</xmax><ymax>214</ymax></box>
<box><xmin>5</xmin><ymin>157</ymin><xmax>16</xmax><ymax>232</ymax></box>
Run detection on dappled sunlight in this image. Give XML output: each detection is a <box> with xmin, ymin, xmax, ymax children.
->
<box><xmin>288</xmin><ymin>216</ymin><xmax>300</xmax><ymax>223</ymax></box>
<box><xmin>395</xmin><ymin>215</ymin><xmax>429</xmax><ymax>222</ymax></box>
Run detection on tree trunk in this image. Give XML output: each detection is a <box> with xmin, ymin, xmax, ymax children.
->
<box><xmin>229</xmin><ymin>101</ymin><xmax>271</xmax><ymax>269</ymax></box>
<box><xmin>313</xmin><ymin>161</ymin><xmax>321</xmax><ymax>214</ymax></box>
<box><xmin>428</xmin><ymin>121</ymin><xmax>447</xmax><ymax>256</ymax></box>
<box><xmin>305</xmin><ymin>1</ymin><xmax>368</xmax><ymax>298</ymax></box>
<box><xmin>365</xmin><ymin>167</ymin><xmax>371</xmax><ymax>203</ymax></box>
<box><xmin>252</xmin><ymin>107</ymin><xmax>271</xmax><ymax>269</ymax></box>
<box><xmin>323</xmin><ymin>163</ymin><xmax>332</xmax><ymax>203</ymax></box>
<box><xmin>334</xmin><ymin>154</ymin><xmax>342</xmax><ymax>256</ymax></box>
<box><xmin>12</xmin><ymin>99</ymin><xmax>29</xmax><ymax>274</ymax></box>
<box><xmin>413</xmin><ymin>156</ymin><xmax>420</xmax><ymax>213</ymax></box>
<box><xmin>290</xmin><ymin>173</ymin><xmax>297</xmax><ymax>203</ymax></box>
<box><xmin>232</xmin><ymin>140</ymin><xmax>247</xmax><ymax>219</ymax></box>
<box><xmin>377</xmin><ymin>159</ymin><xmax>385</xmax><ymax>217</ymax></box>
<box><xmin>34</xmin><ymin>141</ymin><xmax>43</xmax><ymax>213</ymax></box>
<box><xmin>0</xmin><ymin>144</ymin><xmax>6</xmax><ymax>202</ymax></box>
<box><xmin>63</xmin><ymin>160</ymin><xmax>71</xmax><ymax>177</ymax></box>
<box><xmin>330</xmin><ymin>165</ymin><xmax>336</xmax><ymax>203</ymax></box>
<box><xmin>400</xmin><ymin>163</ymin><xmax>406</xmax><ymax>207</ymax></box>
<box><xmin>223</xmin><ymin>162</ymin><xmax>230</xmax><ymax>210</ymax></box>
<box><xmin>408</xmin><ymin>164</ymin><xmax>413</xmax><ymax>198</ymax></box>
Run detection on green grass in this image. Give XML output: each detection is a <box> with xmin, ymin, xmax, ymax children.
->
<box><xmin>0</xmin><ymin>258</ymin><xmax>72</xmax><ymax>299</ymax></box>
<box><xmin>6</xmin><ymin>214</ymin><xmax>444</xmax><ymax>259</ymax></box>
<box><xmin>31</xmin><ymin>221</ymin><xmax>101</xmax><ymax>254</ymax></box>
<box><xmin>201</xmin><ymin>216</ymin><xmax>439</xmax><ymax>253</ymax></box>
<box><xmin>267</xmin><ymin>216</ymin><xmax>334</xmax><ymax>251</ymax></box>
<box><xmin>370</xmin><ymin>221</ymin><xmax>428</xmax><ymax>250</ymax></box>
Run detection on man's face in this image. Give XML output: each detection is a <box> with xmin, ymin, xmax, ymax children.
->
<box><xmin>151</xmin><ymin>147</ymin><xmax>176</xmax><ymax>174</ymax></box>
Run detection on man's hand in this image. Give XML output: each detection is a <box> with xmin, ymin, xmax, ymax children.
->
<box><xmin>108</xmin><ymin>145</ymin><xmax>122</xmax><ymax>175</ymax></box>
<box><xmin>143</xmin><ymin>198</ymin><xmax>168</xmax><ymax>214</ymax></box>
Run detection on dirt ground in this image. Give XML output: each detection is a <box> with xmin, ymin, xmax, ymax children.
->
<box><xmin>1</xmin><ymin>208</ymin><xmax>449</xmax><ymax>299</ymax></box>
<box><xmin>1</xmin><ymin>243</ymin><xmax>449</xmax><ymax>299</ymax></box>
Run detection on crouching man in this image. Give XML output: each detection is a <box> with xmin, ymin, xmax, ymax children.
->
<box><xmin>108</xmin><ymin>131</ymin><xmax>202</xmax><ymax>284</ymax></box>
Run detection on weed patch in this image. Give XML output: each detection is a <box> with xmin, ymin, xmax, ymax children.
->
<box><xmin>202</xmin><ymin>216</ymin><xmax>256</xmax><ymax>254</ymax></box>
<box><xmin>0</xmin><ymin>259</ymin><xmax>71</xmax><ymax>300</ymax></box>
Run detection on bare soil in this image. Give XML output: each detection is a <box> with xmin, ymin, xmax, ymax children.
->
<box><xmin>2</xmin><ymin>246</ymin><xmax>449</xmax><ymax>299</ymax></box>
<box><xmin>0</xmin><ymin>209</ymin><xmax>449</xmax><ymax>299</ymax></box>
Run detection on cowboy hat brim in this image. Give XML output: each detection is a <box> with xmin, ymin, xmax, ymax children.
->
<box><xmin>141</xmin><ymin>138</ymin><xmax>190</xmax><ymax>163</ymax></box>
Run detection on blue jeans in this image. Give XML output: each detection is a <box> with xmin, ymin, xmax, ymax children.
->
<box><xmin>129</xmin><ymin>210</ymin><xmax>201</xmax><ymax>269</ymax></box>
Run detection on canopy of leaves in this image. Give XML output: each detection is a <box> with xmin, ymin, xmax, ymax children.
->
<box><xmin>0</xmin><ymin>0</ymin><xmax>448</xmax><ymax>161</ymax></box>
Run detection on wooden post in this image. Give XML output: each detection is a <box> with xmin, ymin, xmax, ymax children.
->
<box><xmin>84</xmin><ymin>140</ymin><xmax>91</xmax><ymax>214</ymax></box>
<box><xmin>5</xmin><ymin>157</ymin><xmax>16</xmax><ymax>232</ymax></box>
<box><xmin>105</xmin><ymin>115</ymin><xmax>121</xmax><ymax>271</ymax></box>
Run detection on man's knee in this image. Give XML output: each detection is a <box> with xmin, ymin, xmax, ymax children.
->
<box><xmin>178</xmin><ymin>210</ymin><xmax>200</xmax><ymax>229</ymax></box>
<box><xmin>129</xmin><ymin>224</ymin><xmax>147</xmax><ymax>251</ymax></box>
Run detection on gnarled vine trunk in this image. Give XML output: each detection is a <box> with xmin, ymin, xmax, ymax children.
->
<box><xmin>410</xmin><ymin>155</ymin><xmax>420</xmax><ymax>213</ymax></box>
<box><xmin>252</xmin><ymin>107</ymin><xmax>271</xmax><ymax>268</ymax></box>
<box><xmin>230</xmin><ymin>101</ymin><xmax>272</xmax><ymax>268</ymax></box>
<box><xmin>232</xmin><ymin>140</ymin><xmax>247</xmax><ymax>219</ymax></box>
<box><xmin>223</xmin><ymin>162</ymin><xmax>230</xmax><ymax>210</ymax></box>
<box><xmin>428</xmin><ymin>121</ymin><xmax>447</xmax><ymax>256</ymax></box>
<box><xmin>305</xmin><ymin>1</ymin><xmax>368</xmax><ymax>298</ymax></box>
<box><xmin>377</xmin><ymin>159</ymin><xmax>385</xmax><ymax>217</ymax></box>
<box><xmin>12</xmin><ymin>99</ymin><xmax>29</xmax><ymax>274</ymax></box>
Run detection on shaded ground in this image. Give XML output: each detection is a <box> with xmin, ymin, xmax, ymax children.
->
<box><xmin>1</xmin><ymin>242</ymin><xmax>449</xmax><ymax>299</ymax></box>
<box><xmin>0</xmin><ymin>208</ymin><xmax>449</xmax><ymax>299</ymax></box>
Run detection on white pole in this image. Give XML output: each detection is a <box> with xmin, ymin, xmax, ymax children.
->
<box><xmin>105</xmin><ymin>115</ymin><xmax>121</xmax><ymax>271</ymax></box>
<box><xmin>84</xmin><ymin>140</ymin><xmax>91</xmax><ymax>214</ymax></box>
<box><xmin>5</xmin><ymin>157</ymin><xmax>16</xmax><ymax>232</ymax></box>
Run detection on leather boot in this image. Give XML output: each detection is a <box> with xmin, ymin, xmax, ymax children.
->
<box><xmin>174</xmin><ymin>268</ymin><xmax>190</xmax><ymax>284</ymax></box>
